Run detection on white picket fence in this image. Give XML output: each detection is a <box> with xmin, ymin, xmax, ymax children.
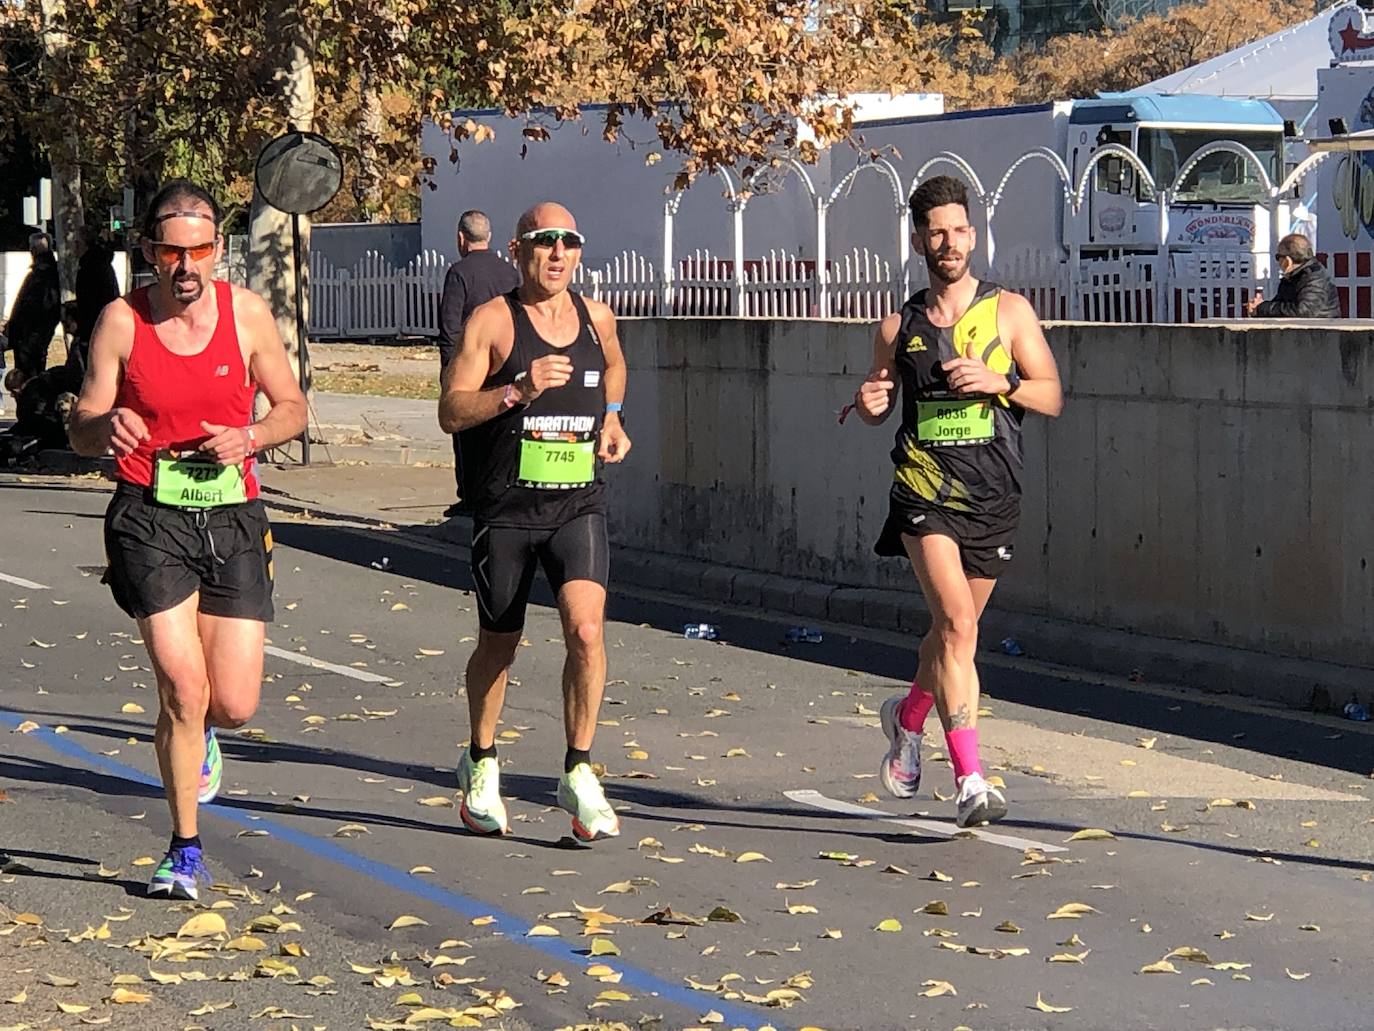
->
<box><xmin>308</xmin><ymin>244</ymin><xmax>1361</xmax><ymax>338</ymax></box>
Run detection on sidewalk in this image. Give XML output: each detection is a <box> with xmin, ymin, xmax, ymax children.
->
<box><xmin>307</xmin><ymin>390</ymin><xmax>450</xmax><ymax>467</ymax></box>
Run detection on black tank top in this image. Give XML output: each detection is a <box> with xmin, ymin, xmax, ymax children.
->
<box><xmin>466</xmin><ymin>290</ymin><xmax>607</xmax><ymax>528</ymax></box>
<box><xmin>889</xmin><ymin>280</ymin><xmax>1025</xmax><ymax>514</ymax></box>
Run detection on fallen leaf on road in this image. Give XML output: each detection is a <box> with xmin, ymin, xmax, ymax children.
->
<box><xmin>786</xmin><ymin>903</ymin><xmax>818</xmax><ymax>915</ymax></box>
<box><xmin>388</xmin><ymin>915</ymin><xmax>428</xmax><ymax>930</ymax></box>
<box><xmin>1047</xmin><ymin>902</ymin><xmax>1098</xmax><ymax>920</ymax></box>
<box><xmin>13</xmin><ymin>721</ymin><xmax>38</xmax><ymax>734</ymax></box>
<box><xmin>1165</xmin><ymin>947</ymin><xmax>1212</xmax><ymax>964</ymax></box>
<box><xmin>1065</xmin><ymin>828</ymin><xmax>1116</xmax><ymax>842</ymax></box>
<box><xmin>1245</xmin><ymin>912</ymin><xmax>1274</xmax><ymax>922</ymax></box>
<box><xmin>526</xmin><ymin>925</ymin><xmax>559</xmax><ymax>937</ymax></box>
<box><xmin>120</xmin><ymin>702</ymin><xmax>144</xmax><ymax>714</ymax></box>
<box><xmin>418</xmin><ymin>796</ymin><xmax>454</xmax><ymax>808</ymax></box>
<box><xmin>919</xmin><ymin>980</ymin><xmax>956</xmax><ymax>998</ymax></box>
<box><xmin>1286</xmin><ymin>969</ymin><xmax>1310</xmax><ymax>981</ymax></box>
<box><xmin>590</xmin><ymin>939</ymin><xmax>621</xmax><ymax>956</ymax></box>
<box><xmin>921</xmin><ymin>901</ymin><xmax>949</xmax><ymax>916</ymax></box>
<box><xmin>176</xmin><ymin>913</ymin><xmax>227</xmax><ymax>939</ymax></box>
<box><xmin>1139</xmin><ymin>960</ymin><xmax>1179</xmax><ymax>974</ymax></box>
<box><xmin>875</xmin><ymin>918</ymin><xmax>902</xmax><ymax>932</ymax></box>
<box><xmin>995</xmin><ymin>921</ymin><xmax>1021</xmax><ymax>934</ymax></box>
<box><xmin>56</xmin><ymin>1001</ymin><xmax>91</xmax><ymax>1014</ymax></box>
<box><xmin>925</xmin><ymin>870</ymin><xmax>953</xmax><ymax>882</ymax></box>
<box><xmin>735</xmin><ymin>852</ymin><xmax>770</xmax><ymax>863</ymax></box>
<box><xmin>1048</xmin><ymin>950</ymin><xmax>1090</xmax><ymax>963</ymax></box>
<box><xmin>108</xmin><ymin>988</ymin><xmax>151</xmax><ymax>1004</ymax></box>
<box><xmin>1033</xmin><ymin>993</ymin><xmax>1072</xmax><ymax>1013</ymax></box>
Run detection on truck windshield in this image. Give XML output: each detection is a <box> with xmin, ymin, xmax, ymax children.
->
<box><xmin>1139</xmin><ymin>128</ymin><xmax>1281</xmax><ymax>202</ymax></box>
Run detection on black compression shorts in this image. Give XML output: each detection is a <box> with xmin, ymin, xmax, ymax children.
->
<box><xmin>470</xmin><ymin>512</ymin><xmax>609</xmax><ymax>633</ymax></box>
<box><xmin>876</xmin><ymin>494</ymin><xmax>1019</xmax><ymax>581</ymax></box>
<box><xmin>103</xmin><ymin>483</ymin><xmax>275</xmax><ymax>621</ymax></box>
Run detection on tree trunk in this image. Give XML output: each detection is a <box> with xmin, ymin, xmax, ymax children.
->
<box><xmin>247</xmin><ymin>0</ymin><xmax>315</xmax><ymax>410</ymax></box>
<box><xmin>38</xmin><ymin>0</ymin><xmax>85</xmax><ymax>308</ymax></box>
<box><xmin>354</xmin><ymin>61</ymin><xmax>385</xmax><ymax>220</ymax></box>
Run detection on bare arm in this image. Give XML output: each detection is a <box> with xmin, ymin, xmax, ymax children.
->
<box><xmin>241</xmin><ymin>288</ymin><xmax>309</xmax><ymax>448</ymax></box>
<box><xmin>999</xmin><ymin>292</ymin><xmax>1063</xmax><ymax>418</ymax></box>
<box><xmin>588</xmin><ymin>300</ymin><xmax>631</xmax><ymax>462</ymax></box>
<box><xmin>197</xmin><ymin>288</ymin><xmax>308</xmax><ymax>465</ymax></box>
<box><xmin>853</xmin><ymin>313</ymin><xmax>900</xmax><ymax>426</ymax></box>
<box><xmin>68</xmin><ymin>300</ymin><xmax>145</xmax><ymax>457</ymax></box>
<box><xmin>438</xmin><ymin>299</ymin><xmax>512</xmax><ymax>434</ymax></box>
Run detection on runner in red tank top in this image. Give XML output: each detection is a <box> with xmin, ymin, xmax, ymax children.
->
<box><xmin>69</xmin><ymin>179</ymin><xmax>307</xmax><ymax>899</ymax></box>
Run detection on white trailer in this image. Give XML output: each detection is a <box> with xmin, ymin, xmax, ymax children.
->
<box><xmin>831</xmin><ymin>94</ymin><xmax>1287</xmax><ymax>273</ymax></box>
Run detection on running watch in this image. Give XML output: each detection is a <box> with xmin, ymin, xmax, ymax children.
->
<box><xmin>1004</xmin><ymin>366</ymin><xmax>1022</xmax><ymax>397</ymax></box>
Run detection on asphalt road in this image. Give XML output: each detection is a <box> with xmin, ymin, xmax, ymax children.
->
<box><xmin>1</xmin><ymin>471</ymin><xmax>1372</xmax><ymax>1031</ymax></box>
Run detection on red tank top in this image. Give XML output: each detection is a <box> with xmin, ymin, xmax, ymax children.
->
<box><xmin>114</xmin><ymin>281</ymin><xmax>258</xmax><ymax>498</ymax></box>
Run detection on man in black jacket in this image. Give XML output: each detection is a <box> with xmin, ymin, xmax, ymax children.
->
<box><xmin>1248</xmin><ymin>233</ymin><xmax>1341</xmax><ymax>318</ymax></box>
<box><xmin>72</xmin><ymin>226</ymin><xmax>121</xmax><ymax>370</ymax></box>
<box><xmin>437</xmin><ymin>210</ymin><xmax>520</xmax><ymax>517</ymax></box>
<box><xmin>4</xmin><ymin>233</ymin><xmax>61</xmax><ymax>378</ymax></box>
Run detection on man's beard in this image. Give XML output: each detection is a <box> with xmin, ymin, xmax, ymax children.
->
<box><xmin>170</xmin><ymin>272</ymin><xmax>204</xmax><ymax>304</ymax></box>
<box><xmin>925</xmin><ymin>247</ymin><xmax>970</xmax><ymax>285</ymax></box>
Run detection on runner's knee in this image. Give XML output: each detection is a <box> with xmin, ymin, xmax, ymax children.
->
<box><xmin>206</xmin><ymin>695</ymin><xmax>255</xmax><ymax>728</ymax></box>
<box><xmin>159</xmin><ymin>678</ymin><xmax>210</xmax><ymax>723</ymax></box>
<box><xmin>566</xmin><ymin>616</ymin><xmax>604</xmax><ymax>655</ymax></box>
<box><xmin>932</xmin><ymin>610</ymin><xmax>978</xmax><ymax>657</ymax></box>
<box><xmin>473</xmin><ymin>630</ymin><xmax>521</xmax><ymax>668</ymax></box>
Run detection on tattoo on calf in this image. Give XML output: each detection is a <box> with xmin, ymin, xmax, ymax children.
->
<box><xmin>950</xmin><ymin>704</ymin><xmax>971</xmax><ymax>729</ymax></box>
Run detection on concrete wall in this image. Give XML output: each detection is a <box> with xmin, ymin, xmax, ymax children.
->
<box><xmin>608</xmin><ymin>318</ymin><xmax>1374</xmax><ymax>671</ymax></box>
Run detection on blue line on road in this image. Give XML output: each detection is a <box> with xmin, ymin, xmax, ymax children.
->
<box><xmin>1</xmin><ymin>709</ymin><xmax>787</xmax><ymax>1031</ymax></box>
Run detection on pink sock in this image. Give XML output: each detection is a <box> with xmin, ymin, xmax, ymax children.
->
<box><xmin>945</xmin><ymin>727</ymin><xmax>982</xmax><ymax>782</ymax></box>
<box><xmin>898</xmin><ymin>680</ymin><xmax>935</xmax><ymax>732</ymax></box>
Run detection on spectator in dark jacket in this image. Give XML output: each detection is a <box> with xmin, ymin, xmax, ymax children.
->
<box><xmin>1248</xmin><ymin>233</ymin><xmax>1341</xmax><ymax>318</ymax></box>
<box><xmin>4</xmin><ymin>233</ymin><xmax>61</xmax><ymax>378</ymax></box>
<box><xmin>72</xmin><ymin>226</ymin><xmax>120</xmax><ymax>369</ymax></box>
<box><xmin>436</xmin><ymin>210</ymin><xmax>521</xmax><ymax>517</ymax></box>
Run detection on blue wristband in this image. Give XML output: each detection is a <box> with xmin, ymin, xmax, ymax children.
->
<box><xmin>606</xmin><ymin>402</ymin><xmax>623</xmax><ymax>414</ymax></box>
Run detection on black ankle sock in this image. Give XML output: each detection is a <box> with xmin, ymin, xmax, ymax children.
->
<box><xmin>564</xmin><ymin>747</ymin><xmax>591</xmax><ymax>773</ymax></box>
<box><xmin>469</xmin><ymin>742</ymin><xmax>498</xmax><ymax>762</ymax></box>
<box><xmin>170</xmin><ymin>834</ymin><xmax>202</xmax><ymax>852</ymax></box>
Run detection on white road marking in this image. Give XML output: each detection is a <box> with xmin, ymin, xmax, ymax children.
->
<box><xmin>785</xmin><ymin>788</ymin><xmax>1069</xmax><ymax>854</ymax></box>
<box><xmin>0</xmin><ymin>572</ymin><xmax>49</xmax><ymax>590</ymax></box>
<box><xmin>264</xmin><ymin>645</ymin><xmax>399</xmax><ymax>684</ymax></box>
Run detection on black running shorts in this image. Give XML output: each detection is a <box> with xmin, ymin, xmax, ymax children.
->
<box><xmin>471</xmin><ymin>512</ymin><xmax>609</xmax><ymax>633</ymax></box>
<box><xmin>876</xmin><ymin>493</ymin><xmax>1019</xmax><ymax>581</ymax></box>
<box><xmin>103</xmin><ymin>483</ymin><xmax>275</xmax><ymax>622</ymax></box>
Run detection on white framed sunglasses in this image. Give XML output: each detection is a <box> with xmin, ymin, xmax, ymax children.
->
<box><xmin>520</xmin><ymin>227</ymin><xmax>586</xmax><ymax>249</ymax></box>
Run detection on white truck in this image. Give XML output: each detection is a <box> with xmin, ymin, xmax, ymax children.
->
<box><xmin>830</xmin><ymin>93</ymin><xmax>1288</xmax><ymax>269</ymax></box>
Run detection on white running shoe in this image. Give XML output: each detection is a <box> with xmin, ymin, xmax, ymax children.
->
<box><xmin>955</xmin><ymin>771</ymin><xmax>1007</xmax><ymax>828</ymax></box>
<box><xmin>878</xmin><ymin>694</ymin><xmax>923</xmax><ymax>799</ymax></box>
<box><xmin>456</xmin><ymin>748</ymin><xmax>509</xmax><ymax>835</ymax></box>
<box><xmin>557</xmin><ymin>762</ymin><xmax>620</xmax><ymax>841</ymax></box>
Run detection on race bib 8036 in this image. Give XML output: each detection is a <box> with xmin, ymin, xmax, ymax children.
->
<box><xmin>915</xmin><ymin>399</ymin><xmax>995</xmax><ymax>447</ymax></box>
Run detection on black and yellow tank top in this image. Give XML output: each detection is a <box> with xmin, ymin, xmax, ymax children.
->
<box><xmin>889</xmin><ymin>281</ymin><xmax>1024</xmax><ymax>514</ymax></box>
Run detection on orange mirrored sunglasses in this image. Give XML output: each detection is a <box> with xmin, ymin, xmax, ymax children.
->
<box><xmin>147</xmin><ymin>241</ymin><xmax>216</xmax><ymax>266</ymax></box>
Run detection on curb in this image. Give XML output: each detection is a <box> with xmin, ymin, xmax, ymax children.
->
<box><xmin>414</xmin><ymin>517</ymin><xmax>1368</xmax><ymax>716</ymax></box>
